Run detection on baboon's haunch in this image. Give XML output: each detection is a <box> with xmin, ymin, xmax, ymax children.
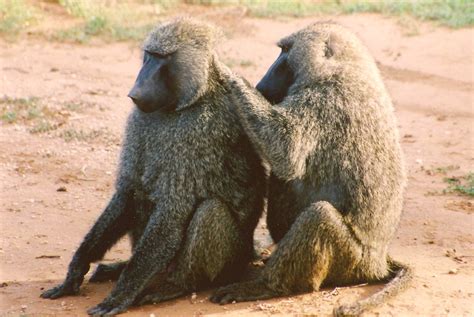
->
<box><xmin>41</xmin><ymin>18</ymin><xmax>265</xmax><ymax>316</ymax></box>
<box><xmin>212</xmin><ymin>22</ymin><xmax>412</xmax><ymax>316</ymax></box>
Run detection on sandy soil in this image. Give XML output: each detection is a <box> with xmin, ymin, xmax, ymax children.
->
<box><xmin>1</xmin><ymin>6</ymin><xmax>473</xmax><ymax>317</ymax></box>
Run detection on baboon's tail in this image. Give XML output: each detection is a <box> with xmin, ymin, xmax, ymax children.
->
<box><xmin>333</xmin><ymin>257</ymin><xmax>413</xmax><ymax>317</ymax></box>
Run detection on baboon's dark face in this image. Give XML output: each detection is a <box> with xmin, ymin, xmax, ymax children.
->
<box><xmin>128</xmin><ymin>51</ymin><xmax>178</xmax><ymax>113</ymax></box>
<box><xmin>256</xmin><ymin>45</ymin><xmax>294</xmax><ymax>105</ymax></box>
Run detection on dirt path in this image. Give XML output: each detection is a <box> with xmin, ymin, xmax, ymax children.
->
<box><xmin>1</xmin><ymin>10</ymin><xmax>473</xmax><ymax>317</ymax></box>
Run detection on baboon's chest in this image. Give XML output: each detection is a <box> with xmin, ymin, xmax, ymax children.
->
<box><xmin>136</xmin><ymin>113</ymin><xmax>234</xmax><ymax>195</ymax></box>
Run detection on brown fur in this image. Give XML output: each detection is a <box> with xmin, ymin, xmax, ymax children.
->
<box><xmin>41</xmin><ymin>18</ymin><xmax>266</xmax><ymax>316</ymax></box>
<box><xmin>212</xmin><ymin>22</ymin><xmax>412</xmax><ymax>316</ymax></box>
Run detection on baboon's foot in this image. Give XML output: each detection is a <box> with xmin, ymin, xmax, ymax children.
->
<box><xmin>89</xmin><ymin>262</ymin><xmax>127</xmax><ymax>283</ymax></box>
<box><xmin>136</xmin><ymin>281</ymin><xmax>185</xmax><ymax>305</ymax></box>
<box><xmin>210</xmin><ymin>279</ymin><xmax>280</xmax><ymax>304</ymax></box>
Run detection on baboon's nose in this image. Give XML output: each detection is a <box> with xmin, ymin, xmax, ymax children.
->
<box><xmin>128</xmin><ymin>94</ymin><xmax>138</xmax><ymax>104</ymax></box>
<box><xmin>128</xmin><ymin>87</ymin><xmax>142</xmax><ymax>104</ymax></box>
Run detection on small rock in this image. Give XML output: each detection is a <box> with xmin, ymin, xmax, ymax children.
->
<box><xmin>57</xmin><ymin>186</ymin><xmax>67</xmax><ymax>192</ymax></box>
<box><xmin>21</xmin><ymin>305</ymin><xmax>27</xmax><ymax>311</ymax></box>
<box><xmin>449</xmin><ymin>268</ymin><xmax>458</xmax><ymax>274</ymax></box>
<box><xmin>149</xmin><ymin>314</ymin><xmax>156</xmax><ymax>317</ymax></box>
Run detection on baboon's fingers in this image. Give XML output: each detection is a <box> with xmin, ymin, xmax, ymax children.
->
<box><xmin>40</xmin><ymin>281</ymin><xmax>80</xmax><ymax>299</ymax></box>
<box><xmin>210</xmin><ymin>280</ymin><xmax>277</xmax><ymax>304</ymax></box>
<box><xmin>89</xmin><ymin>262</ymin><xmax>127</xmax><ymax>283</ymax></box>
<box><xmin>87</xmin><ymin>302</ymin><xmax>128</xmax><ymax>316</ymax></box>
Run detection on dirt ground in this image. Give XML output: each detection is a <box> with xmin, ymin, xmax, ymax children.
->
<box><xmin>1</xmin><ymin>7</ymin><xmax>473</xmax><ymax>317</ymax></box>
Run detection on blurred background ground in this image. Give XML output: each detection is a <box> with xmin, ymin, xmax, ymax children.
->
<box><xmin>0</xmin><ymin>1</ymin><xmax>473</xmax><ymax>316</ymax></box>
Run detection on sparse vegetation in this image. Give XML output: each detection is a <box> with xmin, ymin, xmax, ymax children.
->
<box><xmin>0</xmin><ymin>0</ymin><xmax>36</xmax><ymax>36</ymax></box>
<box><xmin>0</xmin><ymin>96</ymin><xmax>94</xmax><ymax>137</ymax></box>
<box><xmin>0</xmin><ymin>96</ymin><xmax>65</xmax><ymax>134</ymax></box>
<box><xmin>30</xmin><ymin>120</ymin><xmax>57</xmax><ymax>134</ymax></box>
<box><xmin>60</xmin><ymin>127</ymin><xmax>103</xmax><ymax>142</ymax></box>
<box><xmin>0</xmin><ymin>97</ymin><xmax>42</xmax><ymax>123</ymax></box>
<box><xmin>339</xmin><ymin>0</ymin><xmax>473</xmax><ymax>28</ymax></box>
<box><xmin>425</xmin><ymin>165</ymin><xmax>461</xmax><ymax>176</ymax></box>
<box><xmin>0</xmin><ymin>1</ymin><xmax>471</xmax><ymax>42</ymax></box>
<box><xmin>51</xmin><ymin>1</ymin><xmax>160</xmax><ymax>42</ymax></box>
<box><xmin>184</xmin><ymin>0</ymin><xmax>473</xmax><ymax>28</ymax></box>
<box><xmin>444</xmin><ymin>173</ymin><xmax>474</xmax><ymax>197</ymax></box>
<box><xmin>223</xmin><ymin>57</ymin><xmax>255</xmax><ymax>68</ymax></box>
<box><xmin>59</xmin><ymin>127</ymin><xmax>117</xmax><ymax>144</ymax></box>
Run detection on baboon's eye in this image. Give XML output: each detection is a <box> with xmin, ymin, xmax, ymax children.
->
<box><xmin>281</xmin><ymin>45</ymin><xmax>290</xmax><ymax>53</ymax></box>
<box><xmin>324</xmin><ymin>41</ymin><xmax>334</xmax><ymax>58</ymax></box>
<box><xmin>146</xmin><ymin>50</ymin><xmax>167</xmax><ymax>59</ymax></box>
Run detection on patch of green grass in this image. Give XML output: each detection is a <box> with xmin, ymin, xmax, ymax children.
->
<box><xmin>53</xmin><ymin>22</ymin><xmax>155</xmax><ymax>43</ymax></box>
<box><xmin>434</xmin><ymin>165</ymin><xmax>460</xmax><ymax>174</ymax></box>
<box><xmin>108</xmin><ymin>24</ymin><xmax>156</xmax><ymax>41</ymax></box>
<box><xmin>0</xmin><ymin>97</ymin><xmax>41</xmax><ymax>123</ymax></box>
<box><xmin>0</xmin><ymin>0</ymin><xmax>36</xmax><ymax>35</ymax></box>
<box><xmin>2</xmin><ymin>0</ymin><xmax>470</xmax><ymax>42</ymax></box>
<box><xmin>223</xmin><ymin>57</ymin><xmax>256</xmax><ymax>68</ymax></box>
<box><xmin>2</xmin><ymin>111</ymin><xmax>17</xmax><ymax>123</ymax></box>
<box><xmin>30</xmin><ymin>120</ymin><xmax>57</xmax><ymax>134</ymax></box>
<box><xmin>59</xmin><ymin>0</ymin><xmax>94</xmax><ymax>18</ymax></box>
<box><xmin>53</xmin><ymin>1</ymin><xmax>160</xmax><ymax>43</ymax></box>
<box><xmin>444</xmin><ymin>173</ymin><xmax>474</xmax><ymax>197</ymax></box>
<box><xmin>338</xmin><ymin>0</ymin><xmax>473</xmax><ymax>28</ymax></box>
<box><xmin>62</xmin><ymin>102</ymin><xmax>84</xmax><ymax>112</ymax></box>
<box><xmin>60</xmin><ymin>127</ymin><xmax>106</xmax><ymax>142</ymax></box>
<box><xmin>0</xmin><ymin>96</ymin><xmax>71</xmax><ymax>134</ymax></box>
<box><xmin>181</xmin><ymin>0</ymin><xmax>474</xmax><ymax>28</ymax></box>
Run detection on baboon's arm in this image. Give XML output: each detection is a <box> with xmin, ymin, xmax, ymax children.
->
<box><xmin>41</xmin><ymin>191</ymin><xmax>133</xmax><ymax>299</ymax></box>
<box><xmin>87</xmin><ymin>196</ymin><xmax>196</xmax><ymax>316</ymax></box>
<box><xmin>231</xmin><ymin>78</ymin><xmax>318</xmax><ymax>180</ymax></box>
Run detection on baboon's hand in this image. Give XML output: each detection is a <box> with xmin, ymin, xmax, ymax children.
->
<box><xmin>41</xmin><ymin>263</ymin><xmax>88</xmax><ymax>299</ymax></box>
<box><xmin>210</xmin><ymin>279</ymin><xmax>278</xmax><ymax>304</ymax></box>
<box><xmin>87</xmin><ymin>296</ymin><xmax>132</xmax><ymax>316</ymax></box>
<box><xmin>40</xmin><ymin>278</ymin><xmax>82</xmax><ymax>299</ymax></box>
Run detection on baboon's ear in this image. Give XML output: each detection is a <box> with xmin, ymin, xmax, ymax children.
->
<box><xmin>324</xmin><ymin>33</ymin><xmax>341</xmax><ymax>58</ymax></box>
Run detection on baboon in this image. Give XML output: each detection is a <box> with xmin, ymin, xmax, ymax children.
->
<box><xmin>41</xmin><ymin>18</ymin><xmax>266</xmax><ymax>316</ymax></box>
<box><xmin>211</xmin><ymin>22</ymin><xmax>412</xmax><ymax>316</ymax></box>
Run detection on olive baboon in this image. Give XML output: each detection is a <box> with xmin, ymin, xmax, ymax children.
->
<box><xmin>41</xmin><ymin>18</ymin><xmax>265</xmax><ymax>316</ymax></box>
<box><xmin>211</xmin><ymin>22</ymin><xmax>412</xmax><ymax>316</ymax></box>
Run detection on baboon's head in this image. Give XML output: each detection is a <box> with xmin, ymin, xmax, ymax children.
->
<box><xmin>128</xmin><ymin>18</ymin><xmax>218</xmax><ymax>113</ymax></box>
<box><xmin>257</xmin><ymin>22</ymin><xmax>375</xmax><ymax>104</ymax></box>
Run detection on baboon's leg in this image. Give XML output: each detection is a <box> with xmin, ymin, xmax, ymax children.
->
<box><xmin>89</xmin><ymin>261</ymin><xmax>128</xmax><ymax>283</ymax></box>
<box><xmin>137</xmin><ymin>199</ymin><xmax>248</xmax><ymax>305</ymax></box>
<box><xmin>41</xmin><ymin>191</ymin><xmax>134</xmax><ymax>299</ymax></box>
<box><xmin>211</xmin><ymin>201</ymin><xmax>366</xmax><ymax>304</ymax></box>
<box><xmin>89</xmin><ymin>199</ymin><xmax>153</xmax><ymax>283</ymax></box>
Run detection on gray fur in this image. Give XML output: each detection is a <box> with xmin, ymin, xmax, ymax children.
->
<box><xmin>41</xmin><ymin>18</ymin><xmax>265</xmax><ymax>316</ymax></box>
<box><xmin>211</xmin><ymin>22</ymin><xmax>412</xmax><ymax>316</ymax></box>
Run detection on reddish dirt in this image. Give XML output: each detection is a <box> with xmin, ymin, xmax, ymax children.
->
<box><xmin>1</xmin><ymin>8</ymin><xmax>473</xmax><ymax>317</ymax></box>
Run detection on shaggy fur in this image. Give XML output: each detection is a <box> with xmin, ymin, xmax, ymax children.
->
<box><xmin>211</xmin><ymin>22</ymin><xmax>412</xmax><ymax>316</ymax></box>
<box><xmin>41</xmin><ymin>18</ymin><xmax>265</xmax><ymax>316</ymax></box>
